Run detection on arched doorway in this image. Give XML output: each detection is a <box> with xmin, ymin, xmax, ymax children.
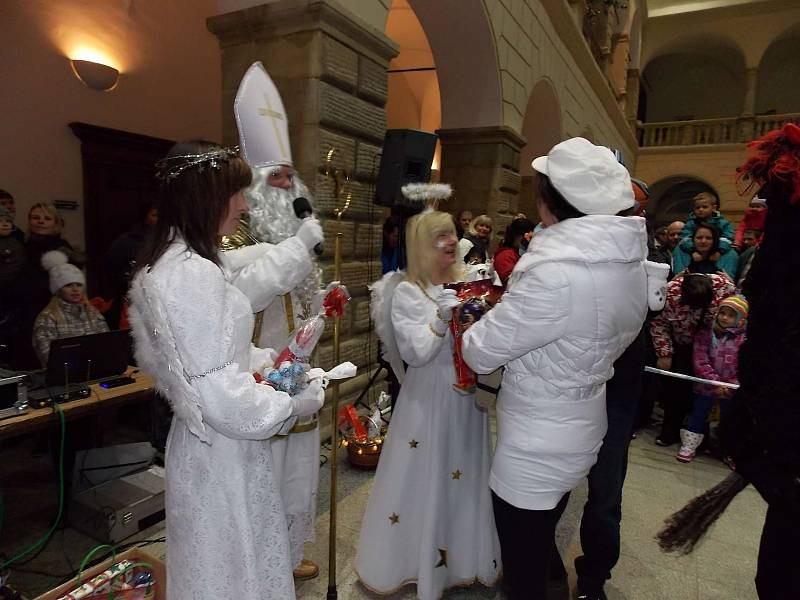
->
<box><xmin>518</xmin><ymin>78</ymin><xmax>562</xmax><ymax>220</ymax></box>
<box><xmin>648</xmin><ymin>176</ymin><xmax>719</xmax><ymax>227</ymax></box>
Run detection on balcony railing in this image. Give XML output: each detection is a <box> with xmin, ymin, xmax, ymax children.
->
<box><xmin>637</xmin><ymin>113</ymin><xmax>800</xmax><ymax>148</ymax></box>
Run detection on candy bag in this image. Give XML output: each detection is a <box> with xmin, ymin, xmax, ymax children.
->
<box><xmin>445</xmin><ymin>279</ymin><xmax>504</xmax><ymax>395</ymax></box>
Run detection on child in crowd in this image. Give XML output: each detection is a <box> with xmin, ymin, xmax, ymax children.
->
<box><xmin>0</xmin><ymin>189</ymin><xmax>23</xmax><ymax>242</ymax></box>
<box><xmin>462</xmin><ymin>244</ymin><xmax>499</xmax><ymax>283</ymax></box>
<box><xmin>672</xmin><ymin>223</ymin><xmax>739</xmax><ymax>279</ymax></box>
<box><xmin>464</xmin><ymin>245</ymin><xmax>486</xmax><ymax>265</ymax></box>
<box><xmin>734</xmin><ymin>195</ymin><xmax>767</xmax><ymax>250</ymax></box>
<box><xmin>0</xmin><ymin>206</ymin><xmax>24</xmax><ymax>289</ymax></box>
<box><xmin>32</xmin><ymin>250</ymin><xmax>108</xmax><ymax>366</ymax></box>
<box><xmin>679</xmin><ymin>192</ymin><xmax>735</xmax><ymax>248</ymax></box>
<box><xmin>673</xmin><ymin>192</ymin><xmax>738</xmax><ymax>278</ymax></box>
<box><xmin>741</xmin><ymin>228</ymin><xmax>763</xmax><ymax>249</ymax></box>
<box><xmin>677</xmin><ymin>295</ymin><xmax>748</xmax><ymax>463</ymax></box>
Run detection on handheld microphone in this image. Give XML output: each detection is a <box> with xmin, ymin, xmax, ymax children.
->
<box><xmin>293</xmin><ymin>197</ymin><xmax>324</xmax><ymax>256</ymax></box>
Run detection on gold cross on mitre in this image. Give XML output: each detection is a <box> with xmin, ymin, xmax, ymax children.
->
<box><xmin>257</xmin><ymin>93</ymin><xmax>288</xmax><ymax>158</ymax></box>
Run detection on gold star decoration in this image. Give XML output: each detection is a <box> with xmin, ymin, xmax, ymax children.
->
<box><xmin>451</xmin><ymin>470</ymin><xmax>462</xmax><ymax>480</ymax></box>
<box><xmin>435</xmin><ymin>548</ymin><xmax>448</xmax><ymax>568</ymax></box>
<box><xmin>409</xmin><ymin>439</ymin><xmax>419</xmax><ymax>449</ymax></box>
<box><xmin>389</xmin><ymin>513</ymin><xmax>399</xmax><ymax>525</ymax></box>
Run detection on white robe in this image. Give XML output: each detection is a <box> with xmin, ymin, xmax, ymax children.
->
<box><xmin>260</xmin><ymin>291</ymin><xmax>321</xmax><ymax>569</ymax></box>
<box><xmin>128</xmin><ymin>240</ymin><xmax>298</xmax><ymax>599</ymax></box>
<box><xmin>355</xmin><ymin>281</ymin><xmax>501</xmax><ymax>600</ymax></box>
<box><xmin>224</xmin><ymin>238</ymin><xmax>320</xmax><ymax>569</ymax></box>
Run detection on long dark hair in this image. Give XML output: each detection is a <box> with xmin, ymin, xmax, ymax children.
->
<box><xmin>500</xmin><ymin>217</ymin><xmax>535</xmax><ymax>248</ymax></box>
<box><xmin>537</xmin><ymin>175</ymin><xmax>585</xmax><ymax>222</ymax></box>
<box><xmin>135</xmin><ymin>140</ymin><xmax>251</xmax><ymax>273</ymax></box>
<box><xmin>381</xmin><ymin>214</ymin><xmax>403</xmax><ymax>258</ymax></box>
<box><xmin>692</xmin><ymin>223</ymin><xmax>720</xmax><ymax>255</ymax></box>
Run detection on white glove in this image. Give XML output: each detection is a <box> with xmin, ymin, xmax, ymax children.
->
<box><xmin>435</xmin><ymin>288</ymin><xmax>461</xmax><ymax>322</ymax></box>
<box><xmin>290</xmin><ymin>378</ymin><xmax>325</xmax><ymax>417</ymax></box>
<box><xmin>295</xmin><ymin>218</ymin><xmax>324</xmax><ymax>251</ymax></box>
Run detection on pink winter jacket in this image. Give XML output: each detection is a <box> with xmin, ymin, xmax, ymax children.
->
<box><xmin>692</xmin><ymin>324</ymin><xmax>746</xmax><ymax>396</ymax></box>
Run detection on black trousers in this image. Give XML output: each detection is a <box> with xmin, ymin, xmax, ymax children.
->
<box><xmin>756</xmin><ymin>503</ymin><xmax>800</xmax><ymax>599</ymax></box>
<box><xmin>575</xmin><ymin>330</ymin><xmax>645</xmax><ymax>594</ymax></box>
<box><xmin>658</xmin><ymin>344</ymin><xmax>694</xmax><ymax>444</ymax></box>
<box><xmin>492</xmin><ymin>491</ymin><xmax>570</xmax><ymax>600</ymax></box>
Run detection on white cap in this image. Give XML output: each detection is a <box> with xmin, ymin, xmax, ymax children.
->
<box><xmin>42</xmin><ymin>250</ymin><xmax>84</xmax><ymax>294</ymax></box>
<box><xmin>234</xmin><ymin>62</ymin><xmax>292</xmax><ymax>169</ymax></box>
<box><xmin>531</xmin><ymin>137</ymin><xmax>635</xmax><ymax>215</ymax></box>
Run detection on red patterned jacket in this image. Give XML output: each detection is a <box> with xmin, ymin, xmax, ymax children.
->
<box><xmin>650</xmin><ymin>273</ymin><xmax>736</xmax><ymax>358</ymax></box>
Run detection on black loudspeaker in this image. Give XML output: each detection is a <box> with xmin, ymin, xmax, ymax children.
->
<box><xmin>374</xmin><ymin>129</ymin><xmax>438</xmax><ymax>207</ymax></box>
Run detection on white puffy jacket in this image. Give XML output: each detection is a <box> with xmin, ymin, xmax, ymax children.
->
<box><xmin>462</xmin><ymin>215</ymin><xmax>653</xmax><ymax>510</ymax></box>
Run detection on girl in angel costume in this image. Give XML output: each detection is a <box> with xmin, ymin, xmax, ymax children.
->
<box><xmin>355</xmin><ymin>183</ymin><xmax>501</xmax><ymax>600</ymax></box>
<box><xmin>127</xmin><ymin>141</ymin><xmax>325</xmax><ymax>599</ymax></box>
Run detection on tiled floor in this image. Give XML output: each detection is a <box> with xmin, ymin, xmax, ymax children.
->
<box><xmin>2</xmin><ymin>427</ymin><xmax>766</xmax><ymax>599</ymax></box>
<box><xmin>291</xmin><ymin>428</ymin><xmax>766</xmax><ymax>600</ymax></box>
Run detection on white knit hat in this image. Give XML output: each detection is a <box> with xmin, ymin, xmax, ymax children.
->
<box><xmin>531</xmin><ymin>137</ymin><xmax>635</xmax><ymax>215</ymax></box>
<box><xmin>42</xmin><ymin>250</ymin><xmax>84</xmax><ymax>294</ymax></box>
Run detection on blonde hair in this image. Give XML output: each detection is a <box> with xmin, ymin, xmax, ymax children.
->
<box><xmin>405</xmin><ymin>210</ymin><xmax>459</xmax><ymax>285</ymax></box>
<box><xmin>29</xmin><ymin>202</ymin><xmax>64</xmax><ymax>235</ymax></box>
<box><xmin>467</xmin><ymin>214</ymin><xmax>493</xmax><ymax>236</ymax></box>
<box><xmin>39</xmin><ymin>292</ymin><xmax>93</xmax><ymax>328</ymax></box>
<box><xmin>692</xmin><ymin>192</ymin><xmax>718</xmax><ymax>208</ymax></box>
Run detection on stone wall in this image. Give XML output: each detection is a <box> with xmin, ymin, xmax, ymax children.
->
<box><xmin>208</xmin><ymin>0</ymin><xmax>399</xmax><ymax>418</ymax></box>
<box><xmin>484</xmin><ymin>0</ymin><xmax>639</xmax><ymax>161</ymax></box>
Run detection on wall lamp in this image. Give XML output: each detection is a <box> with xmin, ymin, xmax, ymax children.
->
<box><xmin>70</xmin><ymin>59</ymin><xmax>120</xmax><ymax>91</ymax></box>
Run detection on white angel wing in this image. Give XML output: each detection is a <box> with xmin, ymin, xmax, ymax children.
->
<box><xmin>128</xmin><ymin>271</ymin><xmax>210</xmax><ymax>444</ymax></box>
<box><xmin>369</xmin><ymin>270</ymin><xmax>406</xmax><ymax>384</ymax></box>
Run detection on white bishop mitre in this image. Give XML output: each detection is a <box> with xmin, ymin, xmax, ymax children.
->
<box><xmin>234</xmin><ymin>61</ymin><xmax>293</xmax><ymax>168</ymax></box>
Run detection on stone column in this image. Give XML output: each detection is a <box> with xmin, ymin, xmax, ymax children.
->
<box><xmin>436</xmin><ymin>126</ymin><xmax>525</xmax><ymax>241</ymax></box>
<box><xmin>208</xmin><ymin>0</ymin><xmax>399</xmax><ymax>412</ymax></box>
<box><xmin>742</xmin><ymin>67</ymin><xmax>758</xmax><ymax>116</ymax></box>
<box><xmin>625</xmin><ymin>68</ymin><xmax>640</xmax><ymax>128</ymax></box>
<box><xmin>610</xmin><ymin>34</ymin><xmax>630</xmax><ymax>109</ymax></box>
<box><xmin>737</xmin><ymin>67</ymin><xmax>759</xmax><ymax>141</ymax></box>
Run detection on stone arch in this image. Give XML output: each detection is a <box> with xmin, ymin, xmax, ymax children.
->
<box><xmin>406</xmin><ymin>0</ymin><xmax>502</xmax><ymax>129</ymax></box>
<box><xmin>648</xmin><ymin>175</ymin><xmax>719</xmax><ymax>227</ymax></box>
<box><xmin>756</xmin><ymin>23</ymin><xmax>800</xmax><ymax>115</ymax></box>
<box><xmin>640</xmin><ymin>35</ymin><xmax>746</xmax><ymax>122</ymax></box>
<box><xmin>518</xmin><ymin>78</ymin><xmax>562</xmax><ymax>219</ymax></box>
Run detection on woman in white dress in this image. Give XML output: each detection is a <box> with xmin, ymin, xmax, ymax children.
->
<box><xmin>356</xmin><ymin>209</ymin><xmax>501</xmax><ymax>600</ymax></box>
<box><xmin>128</xmin><ymin>141</ymin><xmax>325</xmax><ymax>599</ymax></box>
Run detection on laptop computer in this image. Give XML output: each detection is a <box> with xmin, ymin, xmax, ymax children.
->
<box><xmin>45</xmin><ymin>329</ymin><xmax>132</xmax><ymax>388</ymax></box>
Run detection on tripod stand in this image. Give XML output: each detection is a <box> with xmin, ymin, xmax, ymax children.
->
<box><xmin>351</xmin><ymin>353</ymin><xmax>399</xmax><ymax>417</ymax></box>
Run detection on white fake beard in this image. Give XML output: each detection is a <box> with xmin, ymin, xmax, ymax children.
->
<box><xmin>245</xmin><ymin>168</ymin><xmax>323</xmax><ymax>317</ymax></box>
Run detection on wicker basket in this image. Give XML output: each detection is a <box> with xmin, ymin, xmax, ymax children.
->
<box><xmin>343</xmin><ymin>420</ymin><xmax>386</xmax><ymax>470</ymax></box>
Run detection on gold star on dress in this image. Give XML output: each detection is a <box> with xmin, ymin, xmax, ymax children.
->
<box><xmin>451</xmin><ymin>470</ymin><xmax>462</xmax><ymax>480</ymax></box>
<box><xmin>409</xmin><ymin>439</ymin><xmax>419</xmax><ymax>448</ymax></box>
<box><xmin>389</xmin><ymin>513</ymin><xmax>399</xmax><ymax>525</ymax></box>
<box><xmin>435</xmin><ymin>548</ymin><xmax>448</xmax><ymax>568</ymax></box>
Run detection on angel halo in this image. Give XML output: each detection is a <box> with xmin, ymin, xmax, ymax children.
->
<box><xmin>401</xmin><ymin>182</ymin><xmax>453</xmax><ymax>211</ymax></box>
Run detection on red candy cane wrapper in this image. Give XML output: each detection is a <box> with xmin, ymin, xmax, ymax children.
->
<box><xmin>446</xmin><ymin>279</ymin><xmax>504</xmax><ymax>395</ymax></box>
<box><xmin>271</xmin><ymin>284</ymin><xmax>351</xmax><ymax>368</ymax></box>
